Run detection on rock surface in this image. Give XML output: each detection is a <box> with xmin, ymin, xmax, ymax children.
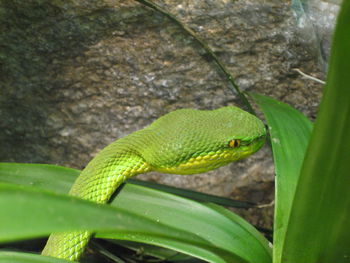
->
<box><xmin>0</xmin><ymin>0</ymin><xmax>326</xmax><ymax>230</ymax></box>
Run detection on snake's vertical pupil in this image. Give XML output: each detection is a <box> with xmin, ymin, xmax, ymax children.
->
<box><xmin>229</xmin><ymin>139</ymin><xmax>241</xmax><ymax>148</ymax></box>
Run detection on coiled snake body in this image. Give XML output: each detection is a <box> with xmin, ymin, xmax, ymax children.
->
<box><xmin>42</xmin><ymin>106</ymin><xmax>266</xmax><ymax>261</ymax></box>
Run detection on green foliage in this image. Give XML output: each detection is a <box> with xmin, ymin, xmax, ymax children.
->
<box><xmin>0</xmin><ymin>163</ymin><xmax>254</xmax><ymax>208</ymax></box>
<box><xmin>0</xmin><ymin>252</ymin><xmax>72</xmax><ymax>263</ymax></box>
<box><xmin>277</xmin><ymin>1</ymin><xmax>350</xmax><ymax>262</ymax></box>
<box><xmin>1</xmin><ymin>1</ymin><xmax>350</xmax><ymax>263</ymax></box>
<box><xmin>0</xmin><ymin>163</ymin><xmax>271</xmax><ymax>263</ymax></box>
<box><xmin>249</xmin><ymin>93</ymin><xmax>313</xmax><ymax>262</ymax></box>
<box><xmin>255</xmin><ymin>1</ymin><xmax>350</xmax><ymax>262</ymax></box>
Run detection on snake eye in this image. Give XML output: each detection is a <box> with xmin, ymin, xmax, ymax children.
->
<box><xmin>228</xmin><ymin>139</ymin><xmax>241</xmax><ymax>148</ymax></box>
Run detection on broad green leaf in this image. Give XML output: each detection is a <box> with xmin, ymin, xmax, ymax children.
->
<box><xmin>0</xmin><ymin>163</ymin><xmax>253</xmax><ymax>208</ymax></box>
<box><xmin>249</xmin><ymin>93</ymin><xmax>313</xmax><ymax>263</ymax></box>
<box><xmin>127</xmin><ymin>179</ymin><xmax>254</xmax><ymax>208</ymax></box>
<box><xmin>280</xmin><ymin>1</ymin><xmax>350</xmax><ymax>262</ymax></box>
<box><xmin>0</xmin><ymin>251</ymin><xmax>72</xmax><ymax>263</ymax></box>
<box><xmin>0</xmin><ymin>163</ymin><xmax>78</xmax><ymax>193</ymax></box>
<box><xmin>99</xmin><ymin>184</ymin><xmax>272</xmax><ymax>263</ymax></box>
<box><xmin>0</xmin><ymin>182</ymin><xmax>242</xmax><ymax>263</ymax></box>
<box><xmin>0</xmin><ymin>163</ymin><xmax>272</xmax><ymax>263</ymax></box>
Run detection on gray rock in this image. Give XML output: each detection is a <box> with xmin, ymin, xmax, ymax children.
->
<box><xmin>292</xmin><ymin>0</ymin><xmax>340</xmax><ymax>70</ymax></box>
<box><xmin>0</xmin><ymin>0</ymin><xmax>325</xmax><ymax>230</ymax></box>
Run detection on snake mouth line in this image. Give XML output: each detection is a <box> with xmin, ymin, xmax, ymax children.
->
<box><xmin>155</xmin><ymin>137</ymin><xmax>265</xmax><ymax>175</ymax></box>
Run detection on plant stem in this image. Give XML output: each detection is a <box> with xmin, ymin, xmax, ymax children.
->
<box><xmin>134</xmin><ymin>0</ymin><xmax>256</xmax><ymax>115</ymax></box>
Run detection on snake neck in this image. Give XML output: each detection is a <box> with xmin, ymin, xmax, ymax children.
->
<box><xmin>42</xmin><ymin>137</ymin><xmax>152</xmax><ymax>261</ymax></box>
<box><xmin>69</xmin><ymin>140</ymin><xmax>151</xmax><ymax>203</ymax></box>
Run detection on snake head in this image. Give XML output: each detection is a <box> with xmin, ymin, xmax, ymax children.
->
<box><xmin>138</xmin><ymin>106</ymin><xmax>266</xmax><ymax>175</ymax></box>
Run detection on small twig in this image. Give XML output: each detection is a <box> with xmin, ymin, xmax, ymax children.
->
<box><xmin>293</xmin><ymin>68</ymin><xmax>326</xmax><ymax>84</ymax></box>
<box><xmin>134</xmin><ymin>0</ymin><xmax>256</xmax><ymax>115</ymax></box>
<box><xmin>255</xmin><ymin>199</ymin><xmax>275</xmax><ymax>209</ymax></box>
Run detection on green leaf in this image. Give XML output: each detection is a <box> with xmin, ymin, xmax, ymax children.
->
<box><xmin>0</xmin><ymin>182</ymin><xmax>193</xmax><ymax>243</ymax></box>
<box><xmin>279</xmin><ymin>1</ymin><xmax>350</xmax><ymax>262</ymax></box>
<box><xmin>0</xmin><ymin>163</ymin><xmax>78</xmax><ymax>193</ymax></box>
<box><xmin>249</xmin><ymin>93</ymin><xmax>313</xmax><ymax>263</ymax></box>
<box><xmin>100</xmin><ymin>184</ymin><xmax>272</xmax><ymax>263</ymax></box>
<box><xmin>0</xmin><ymin>163</ymin><xmax>272</xmax><ymax>263</ymax></box>
<box><xmin>0</xmin><ymin>163</ymin><xmax>253</xmax><ymax>208</ymax></box>
<box><xmin>0</xmin><ymin>182</ymin><xmax>241</xmax><ymax>263</ymax></box>
<box><xmin>127</xmin><ymin>179</ymin><xmax>254</xmax><ymax>208</ymax></box>
<box><xmin>0</xmin><ymin>251</ymin><xmax>72</xmax><ymax>263</ymax></box>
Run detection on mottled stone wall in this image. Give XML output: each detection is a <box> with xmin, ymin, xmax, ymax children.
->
<box><xmin>0</xmin><ymin>0</ymin><xmax>325</xmax><ymax>229</ymax></box>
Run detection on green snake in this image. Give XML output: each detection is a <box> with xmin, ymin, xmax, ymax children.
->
<box><xmin>41</xmin><ymin>106</ymin><xmax>266</xmax><ymax>261</ymax></box>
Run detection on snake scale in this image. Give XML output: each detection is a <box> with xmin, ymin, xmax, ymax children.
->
<box><xmin>42</xmin><ymin>106</ymin><xmax>266</xmax><ymax>261</ymax></box>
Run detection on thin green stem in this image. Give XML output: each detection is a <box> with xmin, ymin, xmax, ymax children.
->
<box><xmin>134</xmin><ymin>0</ymin><xmax>256</xmax><ymax>115</ymax></box>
